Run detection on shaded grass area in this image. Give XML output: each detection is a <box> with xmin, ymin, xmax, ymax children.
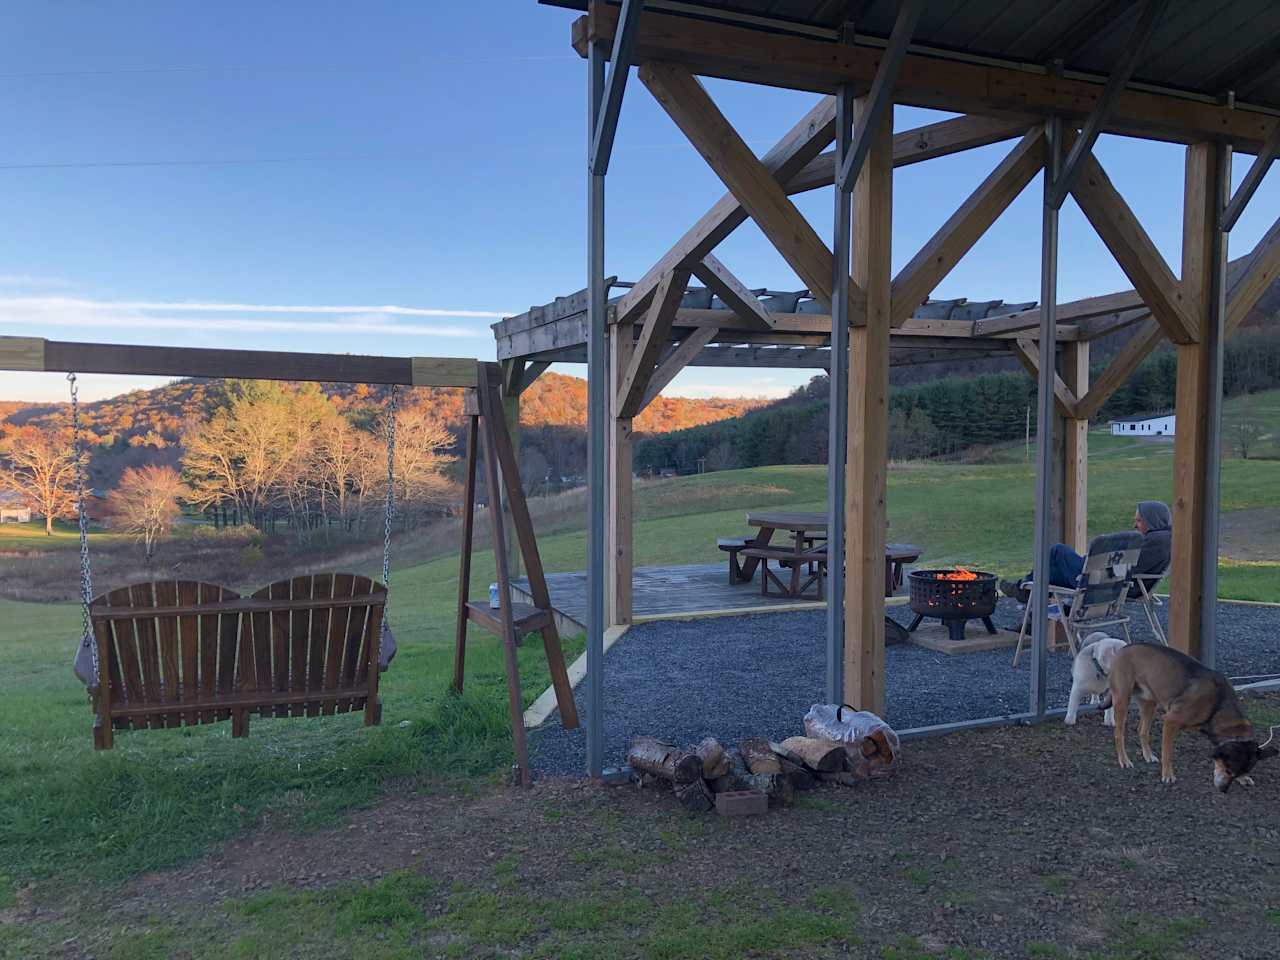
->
<box><xmin>1</xmin><ymin>868</ymin><xmax>863</xmax><ymax>960</ymax></box>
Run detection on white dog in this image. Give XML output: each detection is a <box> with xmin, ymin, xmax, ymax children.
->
<box><xmin>1064</xmin><ymin>632</ymin><xmax>1127</xmax><ymax>727</ymax></box>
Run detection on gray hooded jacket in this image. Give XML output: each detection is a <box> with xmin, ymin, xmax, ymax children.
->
<box><xmin>1131</xmin><ymin>500</ymin><xmax>1172</xmax><ymax>592</ymax></box>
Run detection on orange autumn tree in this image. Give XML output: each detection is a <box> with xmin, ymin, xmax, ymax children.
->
<box><xmin>0</xmin><ymin>424</ymin><xmax>78</xmax><ymax>535</ymax></box>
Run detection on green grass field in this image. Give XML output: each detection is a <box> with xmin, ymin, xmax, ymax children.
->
<box><xmin>1</xmin><ymin>424</ymin><xmax>1278</xmax><ymax>953</ymax></box>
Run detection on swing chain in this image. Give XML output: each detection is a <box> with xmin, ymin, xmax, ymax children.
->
<box><xmin>382</xmin><ymin>386</ymin><xmax>399</xmax><ymax>596</ymax></box>
<box><xmin>68</xmin><ymin>373</ymin><xmax>100</xmax><ymax>688</ymax></box>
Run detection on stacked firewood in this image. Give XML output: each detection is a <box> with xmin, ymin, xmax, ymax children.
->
<box><xmin>624</xmin><ymin>730</ymin><xmax>897</xmax><ymax>813</ymax></box>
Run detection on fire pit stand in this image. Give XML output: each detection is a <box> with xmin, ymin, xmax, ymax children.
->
<box><xmin>907</xmin><ymin>569</ymin><xmax>1000</xmax><ymax>643</ymax></box>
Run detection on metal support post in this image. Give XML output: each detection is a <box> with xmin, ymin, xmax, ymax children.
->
<box><xmin>1047</xmin><ymin>0</ymin><xmax>1170</xmax><ymax>209</ymax></box>
<box><xmin>836</xmin><ymin>0</ymin><xmax>922</xmax><ymax>193</ymax></box>
<box><xmin>1031</xmin><ymin>116</ymin><xmax>1062</xmax><ymax>717</ymax></box>
<box><xmin>1201</xmin><ymin>142</ymin><xmax>1231</xmax><ymax>667</ymax></box>
<box><xmin>826</xmin><ymin>83</ymin><xmax>854</xmax><ymax>703</ymax></box>
<box><xmin>586</xmin><ymin>42</ymin><xmax>608</xmax><ymax>777</ymax></box>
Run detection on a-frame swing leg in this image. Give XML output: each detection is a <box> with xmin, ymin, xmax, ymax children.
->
<box><xmin>483</xmin><ymin>376</ymin><xmax>580</xmax><ymax>730</ymax></box>
<box><xmin>476</xmin><ymin>375</ymin><xmax>533</xmax><ymax>787</ymax></box>
<box><xmin>452</xmin><ymin>409</ymin><xmax>480</xmax><ymax>694</ymax></box>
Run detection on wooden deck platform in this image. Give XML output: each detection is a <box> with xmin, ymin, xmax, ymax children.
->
<box><xmin>512</xmin><ymin>563</ymin><xmax>827</xmax><ymax>632</ymax></box>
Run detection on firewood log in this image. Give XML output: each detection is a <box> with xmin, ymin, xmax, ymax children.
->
<box><xmin>709</xmin><ymin>747</ymin><xmax>752</xmax><ymax>794</ymax></box>
<box><xmin>626</xmin><ymin>736</ymin><xmax>702</xmax><ymax>782</ymax></box>
<box><xmin>744</xmin><ymin>772</ymin><xmax>793</xmax><ymax>808</ymax></box>
<box><xmin>869</xmin><ymin>729</ymin><xmax>894</xmax><ymax>762</ymax></box>
<box><xmin>768</xmin><ymin>743</ymin><xmax>817</xmax><ymax>791</ymax></box>
<box><xmin>859</xmin><ymin>738</ymin><xmax>879</xmax><ymax>758</ymax></box>
<box><xmin>818</xmin><ymin>770</ymin><xmax>860</xmax><ymax>787</ymax></box>
<box><xmin>739</xmin><ymin>737</ymin><xmax>782</xmax><ymax>775</ymax></box>
<box><xmin>695</xmin><ymin>737</ymin><xmax>729</xmax><ymax>780</ymax></box>
<box><xmin>673</xmin><ymin>776</ymin><xmax>714</xmax><ymax>812</ymax></box>
<box><xmin>778</xmin><ymin>736</ymin><xmax>845</xmax><ymax>773</ymax></box>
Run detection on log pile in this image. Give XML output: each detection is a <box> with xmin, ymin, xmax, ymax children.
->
<box><xmin>624</xmin><ymin>729</ymin><xmax>897</xmax><ymax>814</ymax></box>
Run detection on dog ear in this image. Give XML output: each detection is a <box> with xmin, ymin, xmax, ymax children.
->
<box><xmin>1258</xmin><ymin>745</ymin><xmax>1279</xmax><ymax>762</ymax></box>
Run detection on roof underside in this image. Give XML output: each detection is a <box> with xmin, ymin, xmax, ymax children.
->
<box><xmin>544</xmin><ymin>0</ymin><xmax>1280</xmax><ymax>114</ymax></box>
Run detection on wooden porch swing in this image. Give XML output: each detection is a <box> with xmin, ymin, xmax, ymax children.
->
<box><xmin>69</xmin><ymin>375</ymin><xmax>401</xmax><ymax>748</ymax></box>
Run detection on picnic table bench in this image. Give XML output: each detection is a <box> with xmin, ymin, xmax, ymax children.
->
<box><xmin>722</xmin><ymin>512</ymin><xmax>921</xmax><ymax>599</ymax></box>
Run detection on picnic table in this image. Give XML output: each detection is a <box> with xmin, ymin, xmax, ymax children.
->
<box><xmin>724</xmin><ymin>511</ymin><xmax>919</xmax><ymax>598</ymax></box>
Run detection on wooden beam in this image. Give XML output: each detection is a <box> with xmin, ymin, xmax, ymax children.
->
<box><xmin>517</xmin><ymin>361</ymin><xmax>551</xmax><ymax>395</ymax></box>
<box><xmin>1169</xmin><ymin>142</ymin><xmax>1226</xmax><ymax>659</ymax></box>
<box><xmin>575</xmin><ymin>4</ymin><xmax>1279</xmax><ymax>151</ymax></box>
<box><xmin>615</xmin><ymin>113</ymin><xmax>1032</xmax><ymax>328</ymax></box>
<box><xmin>843</xmin><ymin>94</ymin><xmax>891</xmax><ymax>716</ymax></box>
<box><xmin>0</xmin><ymin>336</ymin><xmax>45</xmax><ymax>371</ymax></box>
<box><xmin>1069</xmin><ymin>152</ymin><xmax>1199</xmax><ymax>344</ymax></box>
<box><xmin>1226</xmin><ymin>215</ymin><xmax>1280</xmax><ymax>335</ymax></box>
<box><xmin>890</xmin><ymin>127</ymin><xmax>1045</xmax><ymax>326</ymax></box>
<box><xmin>617</xmin><ymin>268</ymin><xmax>690</xmax><ymax>418</ymax></box>
<box><xmin>639</xmin><ymin>327</ymin><xmax>718</xmax><ymax>409</ymax></box>
<box><xmin>17</xmin><ymin>338</ymin><xmax>477</xmax><ymax>387</ymax></box>
<box><xmin>1010</xmin><ymin>339</ymin><xmax>1081</xmax><ymax>419</ymax></box>
<box><xmin>690</xmin><ymin>255</ymin><xmax>773</xmax><ymax>329</ymax></box>
<box><xmin>1061</xmin><ymin>341</ymin><xmax>1090</xmax><ymax>554</ymax></box>
<box><xmin>1074</xmin><ymin>317</ymin><xmax>1164</xmax><ymax>420</ymax></box>
<box><xmin>500</xmin><ymin>358</ymin><xmax>525</xmax><ymax>396</ymax></box>
<box><xmin>608</xmin><ymin>321</ymin><xmax>635</xmax><ymax>627</ymax></box>
<box><xmin>639</xmin><ymin>61</ymin><xmax>866</xmax><ymax>323</ymax></box>
<box><xmin>614</xmin><ymin>95</ymin><xmax>836</xmax><ymax>325</ymax></box>
<box><xmin>1075</xmin><ymin>307</ymin><xmax>1150</xmax><ymax>341</ymax></box>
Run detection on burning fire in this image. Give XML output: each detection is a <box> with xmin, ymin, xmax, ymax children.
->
<box><xmin>932</xmin><ymin>567</ymin><xmax>978</xmax><ymax>581</ymax></box>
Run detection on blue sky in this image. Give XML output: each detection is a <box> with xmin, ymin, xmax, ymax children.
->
<box><xmin>2</xmin><ymin>1</ymin><xmax>1277</xmax><ymax>402</ymax></box>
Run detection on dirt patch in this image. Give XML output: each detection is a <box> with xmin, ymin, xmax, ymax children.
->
<box><xmin>21</xmin><ymin>697</ymin><xmax>1280</xmax><ymax>958</ymax></box>
<box><xmin>1220</xmin><ymin>508</ymin><xmax>1280</xmax><ymax>562</ymax></box>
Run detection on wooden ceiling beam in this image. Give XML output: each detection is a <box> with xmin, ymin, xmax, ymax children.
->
<box><xmin>1226</xmin><ymin>215</ymin><xmax>1280</xmax><ymax>335</ymax></box>
<box><xmin>639</xmin><ymin>327</ymin><xmax>719</xmax><ymax>410</ymax></box>
<box><xmin>1010</xmin><ymin>339</ymin><xmax>1081</xmax><ymax>419</ymax></box>
<box><xmin>614</xmin><ymin>95</ymin><xmax>836</xmax><ymax>326</ymax></box>
<box><xmin>1070</xmin><ymin>151</ymin><xmax>1199</xmax><ymax>343</ymax></box>
<box><xmin>639</xmin><ymin>60</ymin><xmax>867</xmax><ymax>324</ymax></box>
<box><xmin>890</xmin><ymin>126</ymin><xmax>1045</xmax><ymax>327</ymax></box>
<box><xmin>690</xmin><ymin>254</ymin><xmax>773</xmax><ymax>329</ymax></box>
<box><xmin>574</xmin><ymin>4</ymin><xmax>1278</xmax><ymax>152</ymax></box>
<box><xmin>617</xmin><ymin>267</ymin><xmax>691</xmax><ymax>418</ymax></box>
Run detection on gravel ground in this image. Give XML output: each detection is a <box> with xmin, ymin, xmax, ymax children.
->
<box><xmin>532</xmin><ymin>596</ymin><xmax>1280</xmax><ymax>775</ymax></box>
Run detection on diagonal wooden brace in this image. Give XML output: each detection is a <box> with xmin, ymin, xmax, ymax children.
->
<box><xmin>639</xmin><ymin>60</ymin><xmax>866</xmax><ymax>325</ymax></box>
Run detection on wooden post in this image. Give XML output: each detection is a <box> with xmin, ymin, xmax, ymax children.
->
<box><xmin>1168</xmin><ymin>142</ymin><xmax>1224</xmax><ymax>658</ymax></box>
<box><xmin>451</xmin><ymin>407</ymin><xmax>480</xmax><ymax>694</ymax></box>
<box><xmin>843</xmin><ymin>96</ymin><xmax>892</xmax><ymax>716</ymax></box>
<box><xmin>1061</xmin><ymin>341</ymin><xmax>1090</xmax><ymax>553</ymax></box>
<box><xmin>502</xmin><ymin>389</ymin><xmax>522</xmax><ymax>579</ymax></box>
<box><xmin>607</xmin><ymin>320</ymin><xmax>635</xmax><ymax>626</ymax></box>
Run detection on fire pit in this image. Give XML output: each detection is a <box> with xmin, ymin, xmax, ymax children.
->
<box><xmin>907</xmin><ymin>568</ymin><xmax>999</xmax><ymax>643</ymax></box>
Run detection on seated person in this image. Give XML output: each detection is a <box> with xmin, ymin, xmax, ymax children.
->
<box><xmin>1000</xmin><ymin>500</ymin><xmax>1172</xmax><ymax>602</ymax></box>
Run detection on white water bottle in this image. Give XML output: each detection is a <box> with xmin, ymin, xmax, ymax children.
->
<box><xmin>489</xmin><ymin>583</ymin><xmax>500</xmax><ymax>608</ymax></box>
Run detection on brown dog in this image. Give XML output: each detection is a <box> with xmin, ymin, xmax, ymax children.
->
<box><xmin>1106</xmin><ymin>643</ymin><xmax>1276</xmax><ymax>790</ymax></box>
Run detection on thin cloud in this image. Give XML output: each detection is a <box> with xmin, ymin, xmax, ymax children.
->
<box><xmin>0</xmin><ymin>298</ymin><xmax>481</xmax><ymax>338</ymax></box>
<box><xmin>0</xmin><ymin>274</ymin><xmax>70</xmax><ymax>288</ymax></box>
<box><xmin>0</xmin><ymin>295</ymin><xmax>512</xmax><ymax>319</ymax></box>
<box><xmin>665</xmin><ymin>384</ymin><xmax>787</xmax><ymax>400</ymax></box>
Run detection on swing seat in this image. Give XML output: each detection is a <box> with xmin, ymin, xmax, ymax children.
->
<box><xmin>85</xmin><ymin>574</ymin><xmax>388</xmax><ymax>750</ymax></box>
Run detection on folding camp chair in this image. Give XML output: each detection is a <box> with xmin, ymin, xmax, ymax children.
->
<box><xmin>1130</xmin><ymin>565</ymin><xmax>1170</xmax><ymax>646</ymax></box>
<box><xmin>1012</xmin><ymin>531</ymin><xmax>1143</xmax><ymax>667</ymax></box>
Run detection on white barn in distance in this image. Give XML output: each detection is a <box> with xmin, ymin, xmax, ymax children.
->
<box><xmin>1110</xmin><ymin>413</ymin><xmax>1176</xmax><ymax>437</ymax></box>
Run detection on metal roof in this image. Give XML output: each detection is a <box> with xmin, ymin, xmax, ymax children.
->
<box><xmin>543</xmin><ymin>0</ymin><xmax>1280</xmax><ymax>115</ymax></box>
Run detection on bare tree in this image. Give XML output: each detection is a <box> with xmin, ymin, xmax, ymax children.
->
<box><xmin>1232</xmin><ymin>412</ymin><xmax>1264</xmax><ymax>459</ymax></box>
<box><xmin>106</xmin><ymin>465</ymin><xmax>189</xmax><ymax>559</ymax></box>
<box><xmin>0</xmin><ymin>425</ymin><xmax>78</xmax><ymax>535</ymax></box>
<box><xmin>388</xmin><ymin>402</ymin><xmax>457</xmax><ymax>526</ymax></box>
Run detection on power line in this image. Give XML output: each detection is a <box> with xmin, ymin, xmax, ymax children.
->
<box><xmin>0</xmin><ymin>55</ymin><xmax>577</xmax><ymax>81</ymax></box>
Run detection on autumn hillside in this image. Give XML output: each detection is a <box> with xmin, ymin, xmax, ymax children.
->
<box><xmin>0</xmin><ymin>372</ymin><xmax>767</xmax><ymax>487</ymax></box>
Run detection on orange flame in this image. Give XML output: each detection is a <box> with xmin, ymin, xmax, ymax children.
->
<box><xmin>932</xmin><ymin>567</ymin><xmax>978</xmax><ymax>581</ymax></box>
